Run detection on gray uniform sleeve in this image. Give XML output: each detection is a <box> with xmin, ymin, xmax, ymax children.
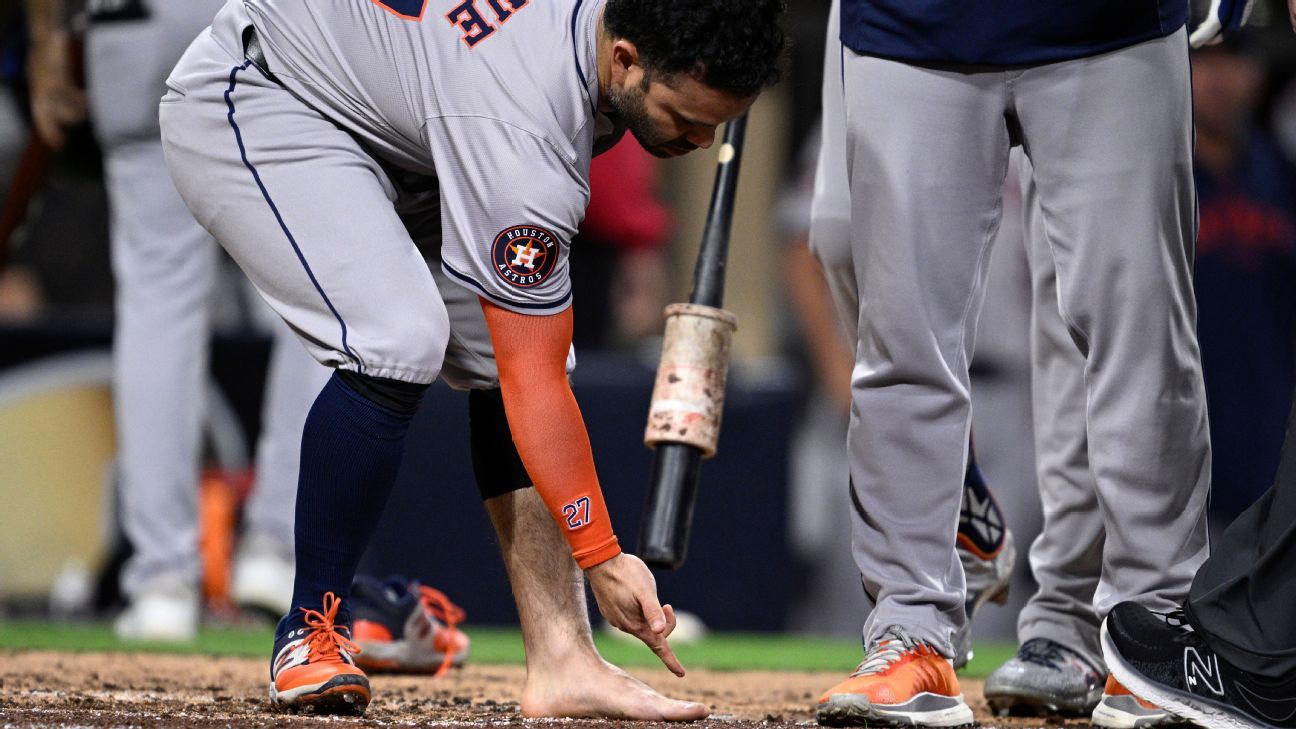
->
<box><xmin>427</xmin><ymin>115</ymin><xmax>587</xmax><ymax>315</ymax></box>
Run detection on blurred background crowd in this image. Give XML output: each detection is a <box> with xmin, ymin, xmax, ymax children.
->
<box><xmin>0</xmin><ymin>0</ymin><xmax>1293</xmax><ymax>645</ymax></box>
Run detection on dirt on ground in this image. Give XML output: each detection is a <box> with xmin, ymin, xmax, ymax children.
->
<box><xmin>0</xmin><ymin>651</ymin><xmax>1093</xmax><ymax>728</ymax></box>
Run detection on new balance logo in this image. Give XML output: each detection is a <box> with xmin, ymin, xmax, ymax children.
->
<box><xmin>1184</xmin><ymin>647</ymin><xmax>1225</xmax><ymax>697</ymax></box>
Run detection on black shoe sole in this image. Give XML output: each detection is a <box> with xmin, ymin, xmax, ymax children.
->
<box><xmin>273</xmin><ymin>674</ymin><xmax>371</xmax><ymax>716</ymax></box>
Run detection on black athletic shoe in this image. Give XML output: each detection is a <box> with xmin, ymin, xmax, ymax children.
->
<box><xmin>1101</xmin><ymin>601</ymin><xmax>1296</xmax><ymax>729</ymax></box>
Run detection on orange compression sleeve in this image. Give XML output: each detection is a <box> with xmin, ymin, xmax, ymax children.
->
<box><xmin>479</xmin><ymin>298</ymin><xmax>621</xmax><ymax>569</ymax></box>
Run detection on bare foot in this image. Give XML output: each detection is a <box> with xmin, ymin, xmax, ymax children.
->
<box><xmin>520</xmin><ymin>656</ymin><xmax>709</xmax><ymax>721</ymax></box>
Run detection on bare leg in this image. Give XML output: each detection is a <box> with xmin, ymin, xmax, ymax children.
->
<box><xmin>483</xmin><ymin>488</ymin><xmax>708</xmax><ymax>721</ymax></box>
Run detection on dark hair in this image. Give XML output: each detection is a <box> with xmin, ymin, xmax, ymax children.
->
<box><xmin>603</xmin><ymin>0</ymin><xmax>787</xmax><ymax>98</ymax></box>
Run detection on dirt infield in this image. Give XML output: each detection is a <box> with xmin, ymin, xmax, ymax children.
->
<box><xmin>0</xmin><ymin>651</ymin><xmax>1092</xmax><ymax>728</ymax></box>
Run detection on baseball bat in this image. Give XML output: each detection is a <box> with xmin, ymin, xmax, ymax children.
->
<box><xmin>638</xmin><ymin>112</ymin><xmax>748</xmax><ymax>570</ymax></box>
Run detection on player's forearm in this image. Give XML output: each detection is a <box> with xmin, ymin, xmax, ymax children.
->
<box><xmin>480</xmin><ymin>299</ymin><xmax>621</xmax><ymax>569</ymax></box>
<box><xmin>503</xmin><ymin>371</ymin><xmax>620</xmax><ymax>568</ymax></box>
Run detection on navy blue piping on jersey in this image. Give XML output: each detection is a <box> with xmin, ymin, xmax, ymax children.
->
<box><xmin>442</xmin><ymin>261</ymin><xmax>573</xmax><ymax>310</ymax></box>
<box><xmin>570</xmin><ymin>0</ymin><xmax>596</xmax><ymax>114</ymax></box>
<box><xmin>224</xmin><ymin>61</ymin><xmax>363</xmax><ymax>373</ymax></box>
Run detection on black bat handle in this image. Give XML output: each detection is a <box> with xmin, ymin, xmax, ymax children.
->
<box><xmin>638</xmin><ymin>113</ymin><xmax>748</xmax><ymax>570</ymax></box>
<box><xmin>691</xmin><ymin>113</ymin><xmax>748</xmax><ymax>308</ymax></box>
<box><xmin>638</xmin><ymin>444</ymin><xmax>702</xmax><ymax>569</ymax></box>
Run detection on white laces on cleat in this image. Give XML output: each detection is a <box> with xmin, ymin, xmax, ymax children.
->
<box><xmin>852</xmin><ymin>629</ymin><xmax>924</xmax><ymax>677</ymax></box>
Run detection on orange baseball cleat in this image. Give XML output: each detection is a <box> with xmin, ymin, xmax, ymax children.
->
<box><xmin>350</xmin><ymin>575</ymin><xmax>470</xmax><ymax>676</ymax></box>
<box><xmin>817</xmin><ymin>631</ymin><xmax>975</xmax><ymax>727</ymax></box>
<box><xmin>269</xmin><ymin>592</ymin><xmax>370</xmax><ymax>715</ymax></box>
<box><xmin>1091</xmin><ymin>675</ymin><xmax>1178</xmax><ymax>728</ymax></box>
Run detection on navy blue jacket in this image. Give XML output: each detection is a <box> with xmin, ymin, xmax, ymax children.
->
<box><xmin>841</xmin><ymin>0</ymin><xmax>1188</xmax><ymax>66</ymax></box>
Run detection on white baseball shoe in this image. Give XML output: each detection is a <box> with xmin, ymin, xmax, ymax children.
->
<box><xmin>232</xmin><ymin>533</ymin><xmax>294</xmax><ymax>618</ymax></box>
<box><xmin>115</xmin><ymin>576</ymin><xmax>199</xmax><ymax>642</ymax></box>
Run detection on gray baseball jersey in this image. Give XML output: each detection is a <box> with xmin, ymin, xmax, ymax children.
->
<box><xmin>161</xmin><ymin>0</ymin><xmax>604</xmax><ymax>384</ymax></box>
<box><xmin>245</xmin><ymin>0</ymin><xmax>617</xmax><ymax>312</ymax></box>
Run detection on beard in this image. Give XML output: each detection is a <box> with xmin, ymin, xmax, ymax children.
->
<box><xmin>606</xmin><ymin>80</ymin><xmax>697</xmax><ymax>159</ymax></box>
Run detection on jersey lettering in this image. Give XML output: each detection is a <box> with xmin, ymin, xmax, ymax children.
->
<box><xmin>446</xmin><ymin>0</ymin><xmax>496</xmax><ymax>47</ymax></box>
<box><xmin>484</xmin><ymin>0</ymin><xmax>527</xmax><ymax>23</ymax></box>
<box><xmin>446</xmin><ymin>0</ymin><xmax>529</xmax><ymax>47</ymax></box>
<box><xmin>372</xmin><ymin>0</ymin><xmax>429</xmax><ymax>21</ymax></box>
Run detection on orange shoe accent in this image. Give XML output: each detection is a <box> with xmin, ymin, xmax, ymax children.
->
<box><xmin>818</xmin><ymin>641</ymin><xmax>962</xmax><ymax>707</ymax></box>
<box><xmin>198</xmin><ymin>471</ymin><xmax>238</xmax><ymax>606</ymax></box>
<box><xmin>1104</xmin><ymin>674</ymin><xmax>1161</xmax><ymax>710</ymax></box>
<box><xmin>272</xmin><ymin>593</ymin><xmax>369</xmax><ymax>713</ymax></box>
<box><xmin>955</xmin><ymin>531</ymin><xmax>1002</xmax><ymax>561</ymax></box>
<box><xmin>351</xmin><ymin>620</ymin><xmax>394</xmax><ymax>643</ymax></box>
<box><xmin>417</xmin><ymin>585</ymin><xmax>468</xmax><ymax>678</ymax></box>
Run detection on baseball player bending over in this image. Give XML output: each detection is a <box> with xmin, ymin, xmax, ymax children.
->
<box><xmin>160</xmin><ymin>0</ymin><xmax>785</xmax><ymax>718</ymax></box>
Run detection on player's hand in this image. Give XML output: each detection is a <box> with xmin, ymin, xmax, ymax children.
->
<box><xmin>1189</xmin><ymin>0</ymin><xmax>1255</xmax><ymax>48</ymax></box>
<box><xmin>585</xmin><ymin>553</ymin><xmax>686</xmax><ymax>677</ymax></box>
<box><xmin>27</xmin><ymin>29</ymin><xmax>87</xmax><ymax>149</ymax></box>
<box><xmin>1289</xmin><ymin>0</ymin><xmax>1296</xmax><ymax>32</ymax></box>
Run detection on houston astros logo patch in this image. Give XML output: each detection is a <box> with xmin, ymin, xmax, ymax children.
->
<box><xmin>492</xmin><ymin>225</ymin><xmax>558</xmax><ymax>288</ymax></box>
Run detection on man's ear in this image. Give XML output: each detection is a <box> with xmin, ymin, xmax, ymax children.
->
<box><xmin>609</xmin><ymin>38</ymin><xmax>644</xmax><ymax>90</ymax></box>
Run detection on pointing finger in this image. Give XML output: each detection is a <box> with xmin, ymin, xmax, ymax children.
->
<box><xmin>642</xmin><ymin>627</ymin><xmax>686</xmax><ymax>677</ymax></box>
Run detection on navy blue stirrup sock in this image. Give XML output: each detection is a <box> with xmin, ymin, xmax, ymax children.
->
<box><xmin>285</xmin><ymin>372</ymin><xmax>422</xmax><ymax>631</ymax></box>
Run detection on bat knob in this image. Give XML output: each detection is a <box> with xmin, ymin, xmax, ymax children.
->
<box><xmin>637</xmin><ymin>443</ymin><xmax>703</xmax><ymax>570</ymax></box>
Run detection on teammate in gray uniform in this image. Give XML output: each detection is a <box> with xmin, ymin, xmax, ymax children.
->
<box><xmin>991</xmin><ymin>6</ymin><xmax>1254</xmax><ymax>726</ymax></box>
<box><xmin>810</xmin><ymin>0</ymin><xmax>1245</xmax><ymax>725</ymax></box>
<box><xmin>803</xmin><ymin>6</ymin><xmax>1017</xmax><ymax>674</ymax></box>
<box><xmin>160</xmin><ymin>0</ymin><xmax>784</xmax><ymax>717</ymax></box>
<box><xmin>24</xmin><ymin>0</ymin><xmax>330</xmax><ymax>641</ymax></box>
<box><xmin>809</xmin><ymin>10</ymin><xmax>1134</xmax><ymax>723</ymax></box>
<box><xmin>811</xmin><ymin>1</ymin><xmax>1253</xmax><ymax>721</ymax></box>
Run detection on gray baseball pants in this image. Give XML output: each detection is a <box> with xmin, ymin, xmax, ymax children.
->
<box><xmin>842</xmin><ymin>27</ymin><xmax>1211</xmax><ymax>655</ymax></box>
<box><xmin>1018</xmin><ymin>161</ymin><xmax>1106</xmax><ymax>671</ymax></box>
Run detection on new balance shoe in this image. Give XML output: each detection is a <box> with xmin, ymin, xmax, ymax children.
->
<box><xmin>953</xmin><ymin>450</ymin><xmax>1017</xmax><ymax>668</ymax></box>
<box><xmin>1092</xmin><ymin>675</ymin><xmax>1180</xmax><ymax>728</ymax></box>
<box><xmin>351</xmin><ymin>575</ymin><xmax>469</xmax><ymax>676</ymax></box>
<box><xmin>269</xmin><ymin>592</ymin><xmax>370</xmax><ymax>715</ymax></box>
<box><xmin>984</xmin><ymin>637</ymin><xmax>1106</xmax><ymax>716</ymax></box>
<box><xmin>1102</xmin><ymin>601</ymin><xmax>1296</xmax><ymax>729</ymax></box>
<box><xmin>816</xmin><ymin>629</ymin><xmax>975</xmax><ymax>727</ymax></box>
